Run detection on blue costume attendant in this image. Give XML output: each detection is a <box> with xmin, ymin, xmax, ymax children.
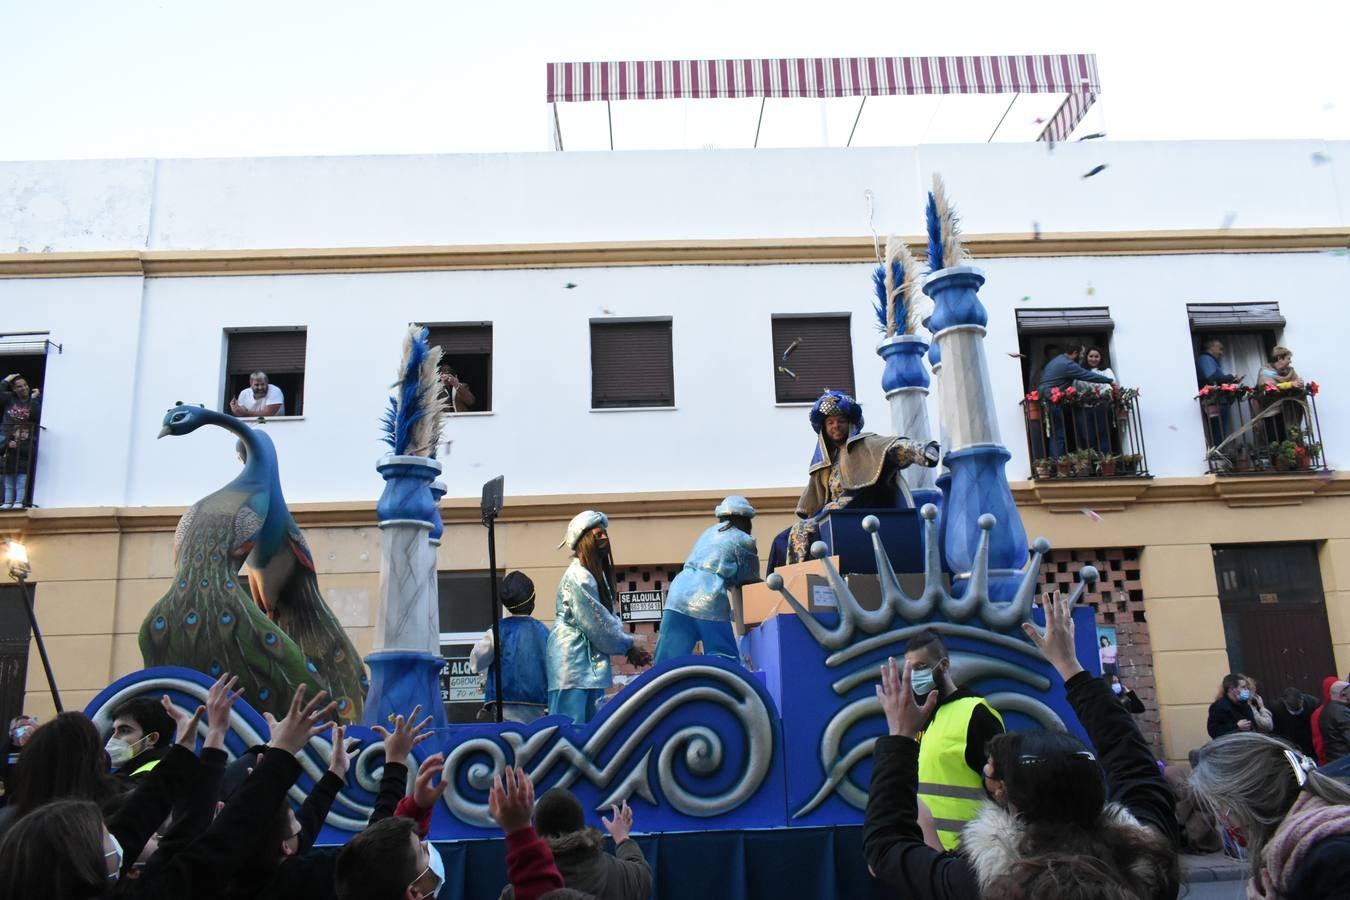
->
<box><xmin>654</xmin><ymin>496</ymin><xmax>762</xmax><ymax>664</ymax></box>
<box><xmin>547</xmin><ymin>510</ymin><xmax>638</xmax><ymax>724</ymax></box>
<box><xmin>470</xmin><ymin>570</ymin><xmax>551</xmax><ymax>723</ymax></box>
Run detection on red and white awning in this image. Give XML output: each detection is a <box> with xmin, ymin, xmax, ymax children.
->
<box><xmin>547</xmin><ymin>54</ymin><xmax>1099</xmax><ymax>144</ymax></box>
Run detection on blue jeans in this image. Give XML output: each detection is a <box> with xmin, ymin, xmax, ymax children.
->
<box><xmin>1</xmin><ymin>473</ymin><xmax>26</xmax><ymax>508</ymax></box>
<box><xmin>1047</xmin><ymin>406</ymin><xmax>1069</xmax><ymax>458</ymax></box>
<box><xmin>653</xmin><ymin>608</ymin><xmax>739</xmax><ymax>663</ymax></box>
<box><xmin>547</xmin><ymin>688</ymin><xmax>605</xmax><ymax>724</ymax></box>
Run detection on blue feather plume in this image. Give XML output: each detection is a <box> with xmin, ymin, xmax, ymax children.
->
<box><xmin>925</xmin><ymin>191</ymin><xmax>944</xmax><ymax>274</ymax></box>
<box><xmin>379</xmin><ymin>328</ymin><xmax>433</xmax><ymax>455</ymax></box>
<box><xmin>871</xmin><ymin>261</ymin><xmax>905</xmax><ymax>333</ymax></box>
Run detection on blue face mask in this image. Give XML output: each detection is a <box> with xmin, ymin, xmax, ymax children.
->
<box><xmin>911</xmin><ymin>665</ymin><xmax>938</xmax><ymax>698</ymax></box>
<box><xmin>1238</xmin><ymin>688</ymin><xmax>1251</xmax><ymax>702</ymax></box>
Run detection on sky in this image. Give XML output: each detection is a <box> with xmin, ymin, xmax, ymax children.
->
<box><xmin>1</xmin><ymin>0</ymin><xmax>1348</xmax><ymax>161</ymax></box>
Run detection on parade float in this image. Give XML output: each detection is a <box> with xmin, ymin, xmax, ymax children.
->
<box><xmin>86</xmin><ymin>178</ymin><xmax>1100</xmax><ymax>898</ymax></box>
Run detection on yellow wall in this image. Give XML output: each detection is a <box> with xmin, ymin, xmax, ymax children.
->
<box><xmin>9</xmin><ymin>474</ymin><xmax>1350</xmax><ymax>766</ymax></box>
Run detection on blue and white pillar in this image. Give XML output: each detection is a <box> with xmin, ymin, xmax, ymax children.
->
<box><xmin>924</xmin><ymin>266</ymin><xmax>1029</xmax><ymax>602</ymax></box>
<box><xmin>364</xmin><ymin>454</ymin><xmax>449</xmax><ymax>730</ymax></box>
<box><xmin>877</xmin><ymin>334</ymin><xmax>940</xmax><ymax>508</ymax></box>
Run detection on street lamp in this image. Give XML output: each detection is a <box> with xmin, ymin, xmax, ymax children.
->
<box><xmin>4</xmin><ymin>540</ymin><xmax>62</xmax><ymax>713</ymax></box>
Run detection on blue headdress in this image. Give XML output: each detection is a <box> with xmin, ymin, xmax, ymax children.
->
<box><xmin>809</xmin><ymin>391</ymin><xmax>864</xmax><ymax>468</ymax></box>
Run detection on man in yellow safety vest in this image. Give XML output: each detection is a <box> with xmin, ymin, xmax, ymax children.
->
<box><xmin>902</xmin><ymin>629</ymin><xmax>1005</xmax><ymax>849</ymax></box>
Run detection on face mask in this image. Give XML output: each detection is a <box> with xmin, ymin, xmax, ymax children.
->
<box><xmin>910</xmin><ymin>667</ymin><xmax>936</xmax><ymax>697</ymax></box>
<box><xmin>12</xmin><ymin>725</ymin><xmax>33</xmax><ymax>744</ymax></box>
<box><xmin>105</xmin><ymin>735</ymin><xmax>147</xmax><ymax>768</ymax></box>
<box><xmin>106</xmin><ymin>832</ymin><xmax>123</xmax><ymax>882</ymax></box>
<box><xmin>426</xmin><ymin>840</ymin><xmax>445</xmax><ymax>897</ymax></box>
<box><xmin>1238</xmin><ymin>689</ymin><xmax>1251</xmax><ymax>702</ymax></box>
<box><xmin>1110</xmin><ymin>682</ymin><xmax>1124</xmax><ymax>695</ymax></box>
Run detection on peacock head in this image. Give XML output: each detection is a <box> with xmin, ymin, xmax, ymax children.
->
<box><xmin>158</xmin><ymin>402</ymin><xmax>211</xmax><ymax>438</ymax></box>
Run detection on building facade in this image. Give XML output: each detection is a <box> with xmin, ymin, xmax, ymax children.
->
<box><xmin>2</xmin><ymin>139</ymin><xmax>1348</xmax><ymax>764</ymax></box>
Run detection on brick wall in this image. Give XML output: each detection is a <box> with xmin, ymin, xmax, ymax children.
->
<box><xmin>1037</xmin><ymin>547</ymin><xmax>1163</xmax><ymax>759</ymax></box>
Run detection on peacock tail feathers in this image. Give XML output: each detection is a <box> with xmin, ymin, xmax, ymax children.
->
<box><xmin>141</xmin><ymin>491</ymin><xmax>326</xmax><ymax>722</ymax></box>
<box><xmin>271</xmin><ymin>566</ymin><xmax>368</xmax><ymax>722</ymax></box>
<box><xmin>380</xmin><ymin>326</ymin><xmax>449</xmax><ymax>457</ymax></box>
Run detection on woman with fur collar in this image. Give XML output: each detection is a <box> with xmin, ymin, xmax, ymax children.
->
<box><xmin>1190</xmin><ymin>733</ymin><xmax>1350</xmax><ymax>899</ymax></box>
<box><xmin>863</xmin><ymin>592</ymin><xmax>1180</xmax><ymax>899</ymax></box>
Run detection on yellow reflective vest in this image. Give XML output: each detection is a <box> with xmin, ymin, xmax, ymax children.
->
<box><xmin>917</xmin><ymin>695</ymin><xmax>1003</xmax><ymax>850</ymax></box>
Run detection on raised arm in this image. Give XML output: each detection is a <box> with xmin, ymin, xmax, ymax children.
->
<box><xmin>568</xmin><ymin>574</ymin><xmax>634</xmax><ymax>656</ymax></box>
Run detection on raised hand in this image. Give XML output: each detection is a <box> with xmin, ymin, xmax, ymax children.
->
<box><xmin>327</xmin><ymin>722</ymin><xmax>360</xmax><ymax>781</ymax></box>
<box><xmin>601</xmin><ymin>799</ymin><xmax>634</xmax><ymax>844</ymax></box>
<box><xmin>488</xmin><ymin>766</ymin><xmax>535</xmax><ymax>835</ymax></box>
<box><xmin>1022</xmin><ymin>590</ymin><xmax>1085</xmax><ymax>682</ymax></box>
<box><xmin>203</xmin><ymin>673</ymin><xmax>243</xmax><ymax>751</ymax></box>
<box><xmin>875</xmin><ymin>656</ymin><xmax>937</xmax><ymax>739</ymax></box>
<box><xmin>372</xmin><ymin>704</ymin><xmax>434</xmax><ymax>766</ymax></box>
<box><xmin>264</xmin><ymin>685</ymin><xmax>338</xmax><ymax>755</ymax></box>
<box><xmin>413</xmin><ymin>752</ymin><xmax>450</xmax><ymax>810</ymax></box>
<box><xmin>161</xmin><ymin>694</ymin><xmax>206</xmax><ymax>749</ymax></box>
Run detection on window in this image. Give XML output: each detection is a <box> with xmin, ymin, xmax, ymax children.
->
<box><xmin>1013</xmin><ymin>307</ymin><xmax>1114</xmax><ymax>392</ymax></box>
<box><xmin>423</xmin><ymin>323</ymin><xmax>492</xmax><ymax>412</ymax></box>
<box><xmin>590</xmin><ymin>319</ymin><xmax>674</xmax><ymax>409</ymax></box>
<box><xmin>436</xmin><ymin>569</ymin><xmax>503</xmax><ymax>725</ymax></box>
<box><xmin>771</xmin><ymin>315</ymin><xmax>854</xmax><ymax>403</ymax></box>
<box><xmin>223</xmin><ymin>328</ymin><xmax>307</xmax><ymax>416</ymax></box>
<box><xmin>1188</xmin><ymin>302</ymin><xmax>1283</xmax><ymax>385</ymax></box>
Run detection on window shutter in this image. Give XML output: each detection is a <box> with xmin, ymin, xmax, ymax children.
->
<box><xmin>590</xmin><ymin>321</ymin><xmax>675</xmax><ymax>408</ymax></box>
<box><xmin>423</xmin><ymin>324</ymin><xmax>493</xmax><ymax>355</ymax></box>
<box><xmin>226</xmin><ymin>330</ymin><xmax>307</xmax><ymax>374</ymax></box>
<box><xmin>1187</xmin><ymin>302</ymin><xmax>1285</xmax><ymax>333</ymax></box>
<box><xmin>772</xmin><ymin>316</ymin><xmax>854</xmax><ymax>403</ymax></box>
<box><xmin>1015</xmin><ymin>307</ymin><xmax>1114</xmax><ymax>334</ymax></box>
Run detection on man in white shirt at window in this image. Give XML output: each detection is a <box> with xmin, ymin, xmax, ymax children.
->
<box><xmin>230</xmin><ymin>371</ymin><xmax>285</xmax><ymax>417</ymax></box>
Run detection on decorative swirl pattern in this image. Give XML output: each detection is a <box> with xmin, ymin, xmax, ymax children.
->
<box><xmin>442</xmin><ymin>663</ymin><xmax>774</xmax><ymax>827</ymax></box>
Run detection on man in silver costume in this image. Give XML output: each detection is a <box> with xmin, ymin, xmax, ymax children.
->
<box><xmin>546</xmin><ymin>510</ymin><xmax>653</xmax><ymax>723</ymax></box>
<box><xmin>785</xmin><ymin>391</ymin><xmax>940</xmax><ymax>565</ymax></box>
<box><xmin>653</xmin><ymin>496</ymin><xmax>762</xmax><ymax>665</ymax></box>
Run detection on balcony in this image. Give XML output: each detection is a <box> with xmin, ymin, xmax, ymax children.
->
<box><xmin>1</xmin><ymin>423</ymin><xmax>40</xmax><ymax>510</ymax></box>
<box><xmin>1197</xmin><ymin>381</ymin><xmax>1329</xmax><ymax>475</ymax></box>
<box><xmin>1021</xmin><ymin>386</ymin><xmax>1151</xmax><ymax>481</ymax></box>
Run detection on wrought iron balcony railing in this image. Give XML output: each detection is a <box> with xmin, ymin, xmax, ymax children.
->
<box><xmin>1021</xmin><ymin>386</ymin><xmax>1151</xmax><ymax>481</ymax></box>
<box><xmin>1196</xmin><ymin>381</ymin><xmax>1329</xmax><ymax>475</ymax></box>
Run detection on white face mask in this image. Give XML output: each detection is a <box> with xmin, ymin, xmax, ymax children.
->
<box><xmin>105</xmin><ymin>735</ymin><xmax>148</xmax><ymax>768</ymax></box>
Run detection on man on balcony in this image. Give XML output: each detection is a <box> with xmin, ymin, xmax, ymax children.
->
<box><xmin>1037</xmin><ymin>346</ymin><xmax>1113</xmax><ymax>458</ymax></box>
<box><xmin>1195</xmin><ymin>339</ymin><xmax>1243</xmax><ymax>444</ymax></box>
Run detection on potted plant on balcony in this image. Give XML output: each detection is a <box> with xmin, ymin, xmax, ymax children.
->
<box><xmin>1112</xmin><ymin>387</ymin><xmax>1139</xmax><ymax>423</ymax></box>
<box><xmin>1118</xmin><ymin>453</ymin><xmax>1141</xmax><ymax>476</ymax></box>
<box><xmin>1235</xmin><ymin>445</ymin><xmax>1253</xmax><ymax>473</ymax></box>
<box><xmin>1099</xmin><ymin>454</ymin><xmax>1118</xmax><ymax>477</ymax></box>
<box><xmin>1056</xmin><ymin>454</ymin><xmax>1073</xmax><ymax>477</ymax></box>
<box><xmin>1069</xmin><ymin>450</ymin><xmax>1096</xmax><ymax>477</ymax></box>
<box><xmin>1024</xmin><ymin>391</ymin><xmax>1043</xmax><ymax>422</ymax></box>
<box><xmin>1034</xmin><ymin>458</ymin><xmax>1055</xmax><ymax>479</ymax></box>
<box><xmin>1273</xmin><ymin>440</ymin><xmax>1298</xmax><ymax>471</ymax></box>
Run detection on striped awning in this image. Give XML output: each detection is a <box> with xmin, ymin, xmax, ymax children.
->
<box><xmin>547</xmin><ymin>55</ymin><xmax>1099</xmax><ymax>143</ymax></box>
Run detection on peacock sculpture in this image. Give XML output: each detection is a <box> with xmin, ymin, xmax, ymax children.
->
<box><xmin>139</xmin><ymin>404</ymin><xmax>368</xmax><ymax>722</ymax></box>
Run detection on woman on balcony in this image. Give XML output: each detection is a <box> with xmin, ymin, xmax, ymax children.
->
<box><xmin>1257</xmin><ymin>346</ymin><xmax>1306</xmax><ymax>442</ymax></box>
<box><xmin>1074</xmin><ymin>347</ymin><xmax>1116</xmax><ymax>456</ymax></box>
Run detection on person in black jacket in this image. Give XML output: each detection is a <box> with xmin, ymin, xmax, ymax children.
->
<box><xmin>1207</xmin><ymin>673</ymin><xmax>1256</xmax><ymax>739</ymax></box>
<box><xmin>1272</xmin><ymin>687</ymin><xmax>1321</xmax><ymax>758</ymax></box>
<box><xmin>1106</xmin><ymin>674</ymin><xmax>1147</xmax><ymax>715</ymax></box>
<box><xmin>1191</xmin><ymin>732</ymin><xmax>1350</xmax><ymax>899</ymax></box>
<box><xmin>863</xmin><ymin>592</ymin><xmax>1180</xmax><ymax>899</ymax></box>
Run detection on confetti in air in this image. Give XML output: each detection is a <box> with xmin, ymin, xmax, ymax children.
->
<box><xmin>1220</xmin><ymin>211</ymin><xmax>1238</xmax><ymax>230</ymax></box>
<box><xmin>1080</xmin><ymin>507</ymin><xmax>1104</xmax><ymax>523</ymax></box>
<box><xmin>1082</xmin><ymin>164</ymin><xmax>1108</xmax><ymax>179</ymax></box>
<box><xmin>1086</xmin><ymin>283</ymin><xmax>1096</xmax><ymax>297</ymax></box>
<box><xmin>1076</xmin><ymin>132</ymin><xmax>1106</xmax><ymax>141</ymax></box>
<box><xmin>564</xmin><ymin>282</ymin><xmax>578</xmax><ymax>289</ymax></box>
<box><xmin>782</xmin><ymin>338</ymin><xmax>802</xmax><ymax>361</ymax></box>
<box><xmin>1311</xmin><ymin>152</ymin><xmax>1331</xmax><ymax>165</ymax></box>
<box><xmin>1020</xmin><ymin>296</ymin><xmax>1032</xmax><ymax>303</ymax></box>
<box><xmin>1032</xmin><ymin>221</ymin><xmax>1043</xmax><ymax>240</ymax></box>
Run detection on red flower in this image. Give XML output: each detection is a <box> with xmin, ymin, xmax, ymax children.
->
<box><xmin>1221</xmin><ymin>383</ymin><xmax>1237</xmax><ymax>393</ymax></box>
<box><xmin>1295</xmin><ymin>446</ymin><xmax>1307</xmax><ymax>456</ymax></box>
<box><xmin>1025</xmin><ymin>391</ymin><xmax>1040</xmax><ymax>402</ymax></box>
<box><xmin>1310</xmin><ymin>381</ymin><xmax>1320</xmax><ymax>396</ymax></box>
<box><xmin>1065</xmin><ymin>386</ymin><xmax>1078</xmax><ymax>396</ymax></box>
<box><xmin>1199</xmin><ymin>385</ymin><xmax>1213</xmax><ymax>397</ymax></box>
<box><xmin>1265</xmin><ymin>383</ymin><xmax>1278</xmax><ymax>393</ymax></box>
<box><xmin>1050</xmin><ymin>387</ymin><xmax>1063</xmax><ymax>403</ymax></box>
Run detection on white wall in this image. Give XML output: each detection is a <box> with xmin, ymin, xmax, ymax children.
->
<box><xmin>2</xmin><ymin>140</ymin><xmax>1345</xmax><ymax>252</ymax></box>
<box><xmin>2</xmin><ymin>141</ymin><xmax>1348</xmax><ymax>509</ymax></box>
